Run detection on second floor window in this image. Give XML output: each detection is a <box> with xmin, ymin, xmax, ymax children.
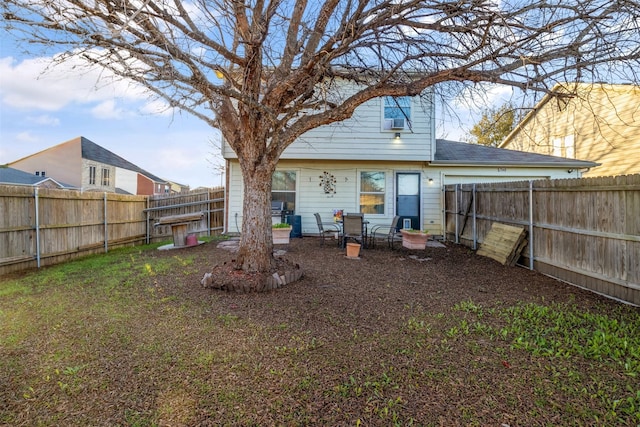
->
<box><xmin>89</xmin><ymin>166</ymin><xmax>96</xmax><ymax>185</ymax></box>
<box><xmin>101</xmin><ymin>168</ymin><xmax>110</xmax><ymax>186</ymax></box>
<box><xmin>383</xmin><ymin>96</ymin><xmax>411</xmax><ymax>130</ymax></box>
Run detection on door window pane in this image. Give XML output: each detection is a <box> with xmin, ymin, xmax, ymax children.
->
<box><xmin>397</xmin><ymin>173</ymin><xmax>419</xmax><ymax>195</ymax></box>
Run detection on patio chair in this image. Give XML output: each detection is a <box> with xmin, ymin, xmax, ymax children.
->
<box><xmin>341</xmin><ymin>214</ymin><xmax>365</xmax><ymax>249</ymax></box>
<box><xmin>314</xmin><ymin>213</ymin><xmax>341</xmax><ymax>246</ymax></box>
<box><xmin>369</xmin><ymin>215</ymin><xmax>402</xmax><ymax>249</ymax></box>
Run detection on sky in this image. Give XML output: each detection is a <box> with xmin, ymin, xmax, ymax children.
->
<box><xmin>0</xmin><ymin>35</ymin><xmax>511</xmax><ymax>190</ymax></box>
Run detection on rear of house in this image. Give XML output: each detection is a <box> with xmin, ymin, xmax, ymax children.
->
<box><xmin>223</xmin><ymin>87</ymin><xmax>596</xmax><ymax>238</ymax></box>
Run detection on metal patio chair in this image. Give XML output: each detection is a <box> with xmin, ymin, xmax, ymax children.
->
<box><xmin>314</xmin><ymin>213</ymin><xmax>341</xmax><ymax>246</ymax></box>
<box><xmin>369</xmin><ymin>215</ymin><xmax>402</xmax><ymax>249</ymax></box>
<box><xmin>341</xmin><ymin>214</ymin><xmax>366</xmax><ymax>249</ymax></box>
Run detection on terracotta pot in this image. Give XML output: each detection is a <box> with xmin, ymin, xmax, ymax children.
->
<box><xmin>346</xmin><ymin>242</ymin><xmax>361</xmax><ymax>258</ymax></box>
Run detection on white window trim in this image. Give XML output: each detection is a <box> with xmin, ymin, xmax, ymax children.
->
<box><xmin>381</xmin><ymin>96</ymin><xmax>412</xmax><ymax>132</ymax></box>
<box><xmin>358</xmin><ymin>169</ymin><xmax>389</xmax><ymax>217</ymax></box>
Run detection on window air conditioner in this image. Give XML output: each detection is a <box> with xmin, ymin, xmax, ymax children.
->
<box><xmin>391</xmin><ymin>118</ymin><xmax>405</xmax><ymax>130</ymax></box>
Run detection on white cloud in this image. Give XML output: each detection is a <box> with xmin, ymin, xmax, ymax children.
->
<box><xmin>16</xmin><ymin>131</ymin><xmax>40</xmax><ymax>142</ymax></box>
<box><xmin>91</xmin><ymin>99</ymin><xmax>125</xmax><ymax>119</ymax></box>
<box><xmin>0</xmin><ymin>53</ymin><xmax>152</xmax><ymax>113</ymax></box>
<box><xmin>27</xmin><ymin>114</ymin><xmax>60</xmax><ymax>126</ymax></box>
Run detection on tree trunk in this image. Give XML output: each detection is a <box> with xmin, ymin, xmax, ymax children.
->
<box><xmin>235</xmin><ymin>164</ymin><xmax>276</xmax><ymax>273</ymax></box>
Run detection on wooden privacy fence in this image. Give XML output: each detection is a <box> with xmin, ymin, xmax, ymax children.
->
<box><xmin>145</xmin><ymin>188</ymin><xmax>225</xmax><ymax>244</ymax></box>
<box><xmin>0</xmin><ymin>185</ymin><xmax>225</xmax><ymax>275</ymax></box>
<box><xmin>0</xmin><ymin>185</ymin><xmax>147</xmax><ymax>275</ymax></box>
<box><xmin>444</xmin><ymin>174</ymin><xmax>640</xmax><ymax>306</ymax></box>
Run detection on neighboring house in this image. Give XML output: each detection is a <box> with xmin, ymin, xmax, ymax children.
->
<box><xmin>0</xmin><ymin>166</ymin><xmax>76</xmax><ymax>189</ymax></box>
<box><xmin>499</xmin><ymin>83</ymin><xmax>640</xmax><ymax>177</ymax></box>
<box><xmin>165</xmin><ymin>180</ymin><xmax>191</xmax><ymax>194</ymax></box>
<box><xmin>222</xmin><ymin>87</ymin><xmax>596</xmax><ymax>237</ymax></box>
<box><xmin>8</xmin><ymin>136</ymin><xmax>169</xmax><ymax>195</ymax></box>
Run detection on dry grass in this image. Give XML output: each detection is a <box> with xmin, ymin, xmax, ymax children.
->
<box><xmin>1</xmin><ymin>236</ymin><xmax>639</xmax><ymax>426</ymax></box>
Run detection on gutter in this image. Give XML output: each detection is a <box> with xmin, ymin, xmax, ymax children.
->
<box><xmin>430</xmin><ymin>160</ymin><xmax>599</xmax><ymax>168</ymax></box>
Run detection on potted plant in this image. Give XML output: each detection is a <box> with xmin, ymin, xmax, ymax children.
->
<box><xmin>400</xmin><ymin>229</ymin><xmax>430</xmax><ymax>250</ymax></box>
<box><xmin>272</xmin><ymin>222</ymin><xmax>293</xmax><ymax>244</ymax></box>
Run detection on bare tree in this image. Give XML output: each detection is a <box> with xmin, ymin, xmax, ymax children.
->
<box><xmin>4</xmin><ymin>0</ymin><xmax>640</xmax><ymax>274</ymax></box>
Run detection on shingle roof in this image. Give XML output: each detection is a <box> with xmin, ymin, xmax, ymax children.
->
<box><xmin>0</xmin><ymin>166</ymin><xmax>75</xmax><ymax>187</ymax></box>
<box><xmin>434</xmin><ymin>139</ymin><xmax>598</xmax><ymax>168</ymax></box>
<box><xmin>80</xmin><ymin>137</ymin><xmax>166</xmax><ymax>183</ymax></box>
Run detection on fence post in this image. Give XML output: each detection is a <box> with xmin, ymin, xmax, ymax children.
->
<box><xmin>145</xmin><ymin>197</ymin><xmax>150</xmax><ymax>245</ymax></box>
<box><xmin>455</xmin><ymin>184</ymin><xmax>460</xmax><ymax>244</ymax></box>
<box><xmin>35</xmin><ymin>187</ymin><xmax>41</xmax><ymax>268</ymax></box>
<box><xmin>207</xmin><ymin>190</ymin><xmax>211</xmax><ymax>237</ymax></box>
<box><xmin>472</xmin><ymin>183</ymin><xmax>477</xmax><ymax>250</ymax></box>
<box><xmin>104</xmin><ymin>192</ymin><xmax>108</xmax><ymax>253</ymax></box>
<box><xmin>528</xmin><ymin>180</ymin><xmax>534</xmax><ymax>270</ymax></box>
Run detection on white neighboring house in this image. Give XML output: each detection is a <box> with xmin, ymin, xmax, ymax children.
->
<box><xmin>222</xmin><ymin>87</ymin><xmax>597</xmax><ymax>238</ymax></box>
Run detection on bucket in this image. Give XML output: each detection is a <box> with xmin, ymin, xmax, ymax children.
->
<box><xmin>346</xmin><ymin>242</ymin><xmax>361</xmax><ymax>258</ymax></box>
<box><xmin>185</xmin><ymin>234</ymin><xmax>198</xmax><ymax>246</ymax></box>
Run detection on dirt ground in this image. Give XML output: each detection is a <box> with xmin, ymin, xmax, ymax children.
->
<box><xmin>192</xmin><ymin>234</ymin><xmax>605</xmax><ymax>308</ymax></box>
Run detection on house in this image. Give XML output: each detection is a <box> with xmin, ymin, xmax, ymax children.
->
<box><xmin>165</xmin><ymin>180</ymin><xmax>191</xmax><ymax>194</ymax></box>
<box><xmin>0</xmin><ymin>165</ymin><xmax>76</xmax><ymax>189</ymax></box>
<box><xmin>8</xmin><ymin>136</ymin><xmax>169</xmax><ymax>195</ymax></box>
<box><xmin>499</xmin><ymin>83</ymin><xmax>640</xmax><ymax>177</ymax></box>
<box><xmin>222</xmin><ymin>88</ymin><xmax>597</xmax><ymax>238</ymax></box>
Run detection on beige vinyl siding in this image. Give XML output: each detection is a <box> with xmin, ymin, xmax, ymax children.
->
<box><xmin>502</xmin><ymin>84</ymin><xmax>640</xmax><ymax>177</ymax></box>
<box><xmin>223</xmin><ymin>91</ymin><xmax>434</xmax><ymax>162</ymax></box>
<box><xmin>226</xmin><ymin>159</ymin><xmax>443</xmax><ymax>235</ymax></box>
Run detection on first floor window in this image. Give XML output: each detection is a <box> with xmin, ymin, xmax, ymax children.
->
<box><xmin>89</xmin><ymin>166</ymin><xmax>96</xmax><ymax>185</ymax></box>
<box><xmin>272</xmin><ymin>170</ymin><xmax>296</xmax><ymax>212</ymax></box>
<box><xmin>360</xmin><ymin>171</ymin><xmax>385</xmax><ymax>214</ymax></box>
<box><xmin>101</xmin><ymin>168</ymin><xmax>110</xmax><ymax>186</ymax></box>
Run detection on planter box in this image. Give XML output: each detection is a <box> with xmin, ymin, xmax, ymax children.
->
<box><xmin>272</xmin><ymin>227</ymin><xmax>292</xmax><ymax>244</ymax></box>
<box><xmin>400</xmin><ymin>230</ymin><xmax>429</xmax><ymax>250</ymax></box>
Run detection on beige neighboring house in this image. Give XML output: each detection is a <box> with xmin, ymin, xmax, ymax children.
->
<box><xmin>165</xmin><ymin>180</ymin><xmax>191</xmax><ymax>194</ymax></box>
<box><xmin>500</xmin><ymin>83</ymin><xmax>640</xmax><ymax>177</ymax></box>
<box><xmin>9</xmin><ymin>136</ymin><xmax>169</xmax><ymax>195</ymax></box>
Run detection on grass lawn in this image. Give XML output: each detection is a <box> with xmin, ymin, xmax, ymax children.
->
<box><xmin>1</xmin><ymin>238</ymin><xmax>639</xmax><ymax>426</ymax></box>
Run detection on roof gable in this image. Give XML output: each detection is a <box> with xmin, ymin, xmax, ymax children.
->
<box><xmin>79</xmin><ymin>137</ymin><xmax>166</xmax><ymax>183</ymax></box>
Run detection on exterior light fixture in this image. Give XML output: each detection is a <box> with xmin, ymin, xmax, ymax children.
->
<box><xmin>394</xmin><ymin>132</ymin><xmax>401</xmax><ymax>139</ymax></box>
<box><xmin>428</xmin><ymin>178</ymin><xmax>434</xmax><ymax>184</ymax></box>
